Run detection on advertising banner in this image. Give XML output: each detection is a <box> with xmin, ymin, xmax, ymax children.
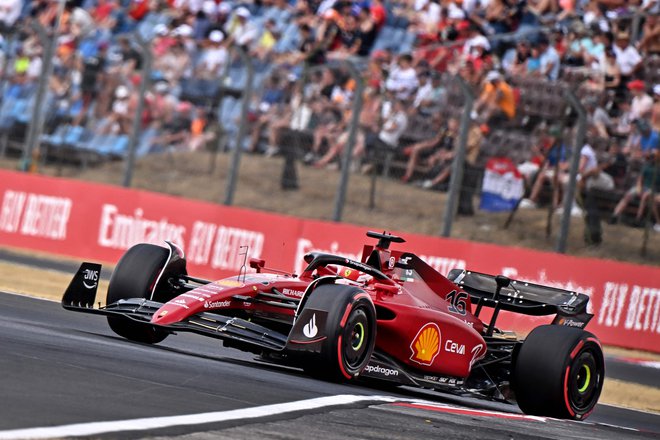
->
<box><xmin>1</xmin><ymin>170</ymin><xmax>658</xmax><ymax>352</ymax></box>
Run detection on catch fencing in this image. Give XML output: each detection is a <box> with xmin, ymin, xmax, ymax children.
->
<box><xmin>1</xmin><ymin>18</ymin><xmax>657</xmax><ymax>264</ymax></box>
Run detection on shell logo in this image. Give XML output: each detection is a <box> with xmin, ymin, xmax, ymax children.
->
<box><xmin>410</xmin><ymin>322</ymin><xmax>441</xmax><ymax>366</ymax></box>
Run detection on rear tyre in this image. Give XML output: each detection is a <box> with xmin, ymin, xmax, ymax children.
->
<box><xmin>513</xmin><ymin>325</ymin><xmax>604</xmax><ymax>420</ymax></box>
<box><xmin>302</xmin><ymin>284</ymin><xmax>376</xmax><ymax>381</ymax></box>
<box><xmin>106</xmin><ymin>244</ymin><xmax>171</xmax><ymax>344</ymax></box>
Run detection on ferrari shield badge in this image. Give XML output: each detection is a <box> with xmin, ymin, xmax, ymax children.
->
<box><xmin>410</xmin><ymin>323</ymin><xmax>441</xmax><ymax>366</ymax></box>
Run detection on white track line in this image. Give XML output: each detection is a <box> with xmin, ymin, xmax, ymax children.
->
<box><xmin>0</xmin><ymin>394</ymin><xmax>398</xmax><ymax>440</ymax></box>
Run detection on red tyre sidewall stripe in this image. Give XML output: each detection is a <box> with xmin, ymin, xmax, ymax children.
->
<box><xmin>570</xmin><ymin>340</ymin><xmax>584</xmax><ymax>360</ymax></box>
<box><xmin>339</xmin><ymin>304</ymin><xmax>353</xmax><ymax>328</ymax></box>
<box><xmin>338</xmin><ymin>292</ymin><xmax>372</xmax><ymax>380</ymax></box>
<box><xmin>337</xmin><ymin>334</ymin><xmax>351</xmax><ymax>379</ymax></box>
<box><xmin>563</xmin><ymin>366</ymin><xmax>576</xmax><ymax>418</ymax></box>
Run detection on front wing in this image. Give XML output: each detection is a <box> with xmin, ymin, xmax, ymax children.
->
<box><xmin>62</xmin><ymin>262</ymin><xmax>288</xmax><ymax>351</ymax></box>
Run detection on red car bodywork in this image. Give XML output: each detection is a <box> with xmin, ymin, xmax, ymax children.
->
<box><xmin>151</xmin><ymin>242</ymin><xmax>486</xmax><ymax>380</ymax></box>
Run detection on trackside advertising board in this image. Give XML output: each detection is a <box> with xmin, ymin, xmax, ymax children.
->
<box><xmin>0</xmin><ymin>170</ymin><xmax>659</xmax><ymax>353</ymax></box>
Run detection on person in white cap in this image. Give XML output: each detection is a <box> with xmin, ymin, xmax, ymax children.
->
<box><xmin>196</xmin><ymin>30</ymin><xmax>228</xmax><ymax>79</ymax></box>
<box><xmin>474</xmin><ymin>70</ymin><xmax>516</xmax><ymax>126</ymax></box>
<box><xmin>225</xmin><ymin>6</ymin><xmax>258</xmax><ymax>48</ymax></box>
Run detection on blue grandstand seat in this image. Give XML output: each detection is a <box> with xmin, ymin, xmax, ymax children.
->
<box><xmin>62</xmin><ymin>125</ymin><xmax>87</xmax><ymax>148</ymax></box>
<box><xmin>41</xmin><ymin>124</ymin><xmax>70</xmax><ymax>148</ymax></box>
<box><xmin>109</xmin><ymin>135</ymin><xmax>130</xmax><ymax>156</ymax></box>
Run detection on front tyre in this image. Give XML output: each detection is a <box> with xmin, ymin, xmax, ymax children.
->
<box><xmin>302</xmin><ymin>284</ymin><xmax>376</xmax><ymax>381</ymax></box>
<box><xmin>106</xmin><ymin>244</ymin><xmax>171</xmax><ymax>344</ymax></box>
<box><xmin>513</xmin><ymin>325</ymin><xmax>604</xmax><ymax>420</ymax></box>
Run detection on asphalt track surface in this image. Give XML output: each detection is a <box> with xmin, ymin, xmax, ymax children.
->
<box><xmin>0</xmin><ymin>292</ymin><xmax>659</xmax><ymax>440</ymax></box>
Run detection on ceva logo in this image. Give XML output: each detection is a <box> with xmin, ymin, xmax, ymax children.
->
<box><xmin>303</xmin><ymin>313</ymin><xmax>318</xmax><ymax>338</ymax></box>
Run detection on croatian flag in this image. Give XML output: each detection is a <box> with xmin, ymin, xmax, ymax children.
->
<box><xmin>479</xmin><ymin>158</ymin><xmax>524</xmax><ymax>212</ymax></box>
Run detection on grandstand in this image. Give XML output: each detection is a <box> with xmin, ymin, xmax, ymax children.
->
<box><xmin>0</xmin><ymin>0</ymin><xmax>659</xmax><ymax>240</ymax></box>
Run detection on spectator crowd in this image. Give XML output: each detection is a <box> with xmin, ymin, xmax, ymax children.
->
<box><xmin>0</xmin><ymin>0</ymin><xmax>659</xmax><ymax>233</ymax></box>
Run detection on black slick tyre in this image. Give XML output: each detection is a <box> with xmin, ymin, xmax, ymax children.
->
<box><xmin>513</xmin><ymin>324</ymin><xmax>604</xmax><ymax>420</ymax></box>
<box><xmin>302</xmin><ymin>283</ymin><xmax>376</xmax><ymax>381</ymax></box>
<box><xmin>106</xmin><ymin>244</ymin><xmax>170</xmax><ymax>344</ymax></box>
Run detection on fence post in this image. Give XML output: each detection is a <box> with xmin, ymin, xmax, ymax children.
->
<box><xmin>631</xmin><ymin>12</ymin><xmax>643</xmax><ymax>43</ymax></box>
<box><xmin>333</xmin><ymin>59</ymin><xmax>364</xmax><ymax>222</ymax></box>
<box><xmin>209</xmin><ymin>55</ymin><xmax>234</xmax><ymax>175</ymax></box>
<box><xmin>441</xmin><ymin>76</ymin><xmax>474</xmax><ymax>237</ymax></box>
<box><xmin>224</xmin><ymin>46</ymin><xmax>254</xmax><ymax>206</ymax></box>
<box><xmin>22</xmin><ymin>2</ymin><xmax>66</xmax><ymax>170</ymax></box>
<box><xmin>641</xmin><ymin>159</ymin><xmax>658</xmax><ymax>257</ymax></box>
<box><xmin>556</xmin><ymin>90</ymin><xmax>586</xmax><ymax>253</ymax></box>
<box><xmin>122</xmin><ymin>32</ymin><xmax>152</xmax><ymax>188</ymax></box>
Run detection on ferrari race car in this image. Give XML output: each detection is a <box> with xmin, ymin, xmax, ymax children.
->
<box><xmin>62</xmin><ymin>231</ymin><xmax>604</xmax><ymax>420</ymax></box>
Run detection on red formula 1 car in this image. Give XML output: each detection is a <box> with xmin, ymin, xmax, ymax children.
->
<box><xmin>62</xmin><ymin>231</ymin><xmax>604</xmax><ymax>420</ymax></box>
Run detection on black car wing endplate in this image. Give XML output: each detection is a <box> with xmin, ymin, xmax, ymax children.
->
<box><xmin>447</xmin><ymin>269</ymin><xmax>590</xmax><ymax>316</ymax></box>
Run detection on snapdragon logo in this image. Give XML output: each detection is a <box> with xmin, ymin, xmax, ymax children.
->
<box><xmin>364</xmin><ymin>365</ymin><xmax>399</xmax><ymax>377</ymax></box>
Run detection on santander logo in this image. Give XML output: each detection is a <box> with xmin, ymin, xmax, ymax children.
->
<box><xmin>303</xmin><ymin>314</ymin><xmax>318</xmax><ymax>338</ymax></box>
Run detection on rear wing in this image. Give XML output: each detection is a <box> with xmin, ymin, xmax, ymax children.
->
<box><xmin>447</xmin><ymin>269</ymin><xmax>593</xmax><ymax>330</ymax></box>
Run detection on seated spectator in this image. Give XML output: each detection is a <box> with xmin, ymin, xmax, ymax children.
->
<box><xmin>360</xmin><ymin>98</ymin><xmax>409</xmax><ymax>172</ymax></box>
<box><xmin>536</xmin><ymin>35</ymin><xmax>561</xmax><ymax>81</ymax></box>
<box><xmin>413</xmin><ymin>71</ymin><xmax>447</xmax><ymax>115</ymax></box>
<box><xmin>485</xmin><ymin>0</ymin><xmax>512</xmax><ymax>35</ymax></box>
<box><xmin>252</xmin><ymin>18</ymin><xmax>280</xmax><ymax>60</ymax></box>
<box><xmin>195</xmin><ymin>30</ymin><xmax>228</xmax><ymax>80</ymax></box>
<box><xmin>356</xmin><ymin>5</ymin><xmax>377</xmax><ymax>57</ymax></box>
<box><xmin>609</xmin><ymin>153</ymin><xmax>660</xmax><ymax>225</ymax></box>
<box><xmin>0</xmin><ymin>0</ymin><xmax>21</xmax><ymax>28</ymax></box>
<box><xmin>187</xmin><ymin>106</ymin><xmax>214</xmax><ymax>151</ymax></box>
<box><xmin>526</xmin><ymin>45</ymin><xmax>542</xmax><ymax>75</ymax></box>
<box><xmin>599</xmin><ymin>141</ymin><xmax>629</xmax><ymax>189</ymax></box>
<box><xmin>419</xmin><ymin>122</ymin><xmax>487</xmax><ymax>192</ymax></box>
<box><xmin>385</xmin><ymin>54</ymin><xmax>419</xmax><ymax>100</ymax></box>
<box><xmin>502</xmin><ymin>40</ymin><xmax>531</xmax><ymax>77</ymax></box>
<box><xmin>474</xmin><ymin>70</ymin><xmax>516</xmax><ymax>126</ymax></box>
<box><xmin>528</xmin><ymin>0</ymin><xmax>558</xmax><ymax>17</ymax></box>
<box><xmin>558</xmin><ymin>130</ymin><xmax>615</xmax><ymax>217</ymax></box>
<box><xmin>613</xmin><ymin>100</ymin><xmax>634</xmax><ymax>138</ymax></box>
<box><xmin>584</xmin><ymin>96</ymin><xmax>611</xmax><ymax>138</ymax></box>
<box><xmin>148</xmin><ymin>101</ymin><xmax>194</xmax><ymax>152</ymax></box>
<box><xmin>401</xmin><ymin>115</ymin><xmax>456</xmax><ymax>183</ymax></box>
<box><xmin>225</xmin><ymin>7</ymin><xmax>259</xmax><ymax>49</ymax></box>
<box><xmin>277</xmin><ymin>23</ymin><xmax>326</xmax><ymax>66</ymax></box>
<box><xmin>410</xmin><ymin>0</ymin><xmax>441</xmax><ymax>36</ymax></box>
<box><xmin>638</xmin><ymin>14</ymin><xmax>660</xmax><ymax>56</ymax></box>
<box><xmin>262</xmin><ymin>82</ymin><xmax>312</xmax><ymax>156</ymax></box>
<box><xmin>601</xmin><ymin>48</ymin><xmax>621</xmax><ymax>92</ymax></box>
<box><xmin>612</xmin><ymin>32</ymin><xmax>642</xmax><ymax>83</ymax></box>
<box><xmin>154</xmin><ymin>40</ymin><xmax>192</xmax><ymax>85</ymax></box>
<box><xmin>628</xmin><ymin>80</ymin><xmax>654</xmax><ymax>121</ymax></box>
<box><xmin>332</xmin><ymin>13</ymin><xmax>361</xmax><ymax>58</ymax></box>
<box><xmin>519</xmin><ymin>128</ymin><xmax>568</xmax><ymax>209</ymax></box>
<box><xmin>625</xmin><ymin>119</ymin><xmax>660</xmax><ymax>159</ymax></box>
<box><xmin>652</xmin><ymin>85</ymin><xmax>660</xmax><ymax>133</ymax></box>
<box><xmin>582</xmin><ymin>1</ymin><xmax>608</xmax><ymax>32</ymax></box>
<box><xmin>247</xmin><ymin>74</ymin><xmax>287</xmax><ymax>153</ymax></box>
